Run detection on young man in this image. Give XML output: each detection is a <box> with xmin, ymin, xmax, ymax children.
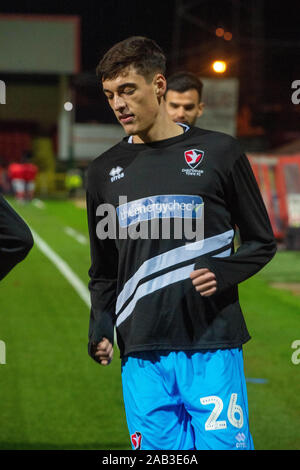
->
<box><xmin>165</xmin><ymin>71</ymin><xmax>204</xmax><ymax>126</ymax></box>
<box><xmin>0</xmin><ymin>194</ymin><xmax>33</xmax><ymax>280</ymax></box>
<box><xmin>86</xmin><ymin>36</ymin><xmax>276</xmax><ymax>450</ymax></box>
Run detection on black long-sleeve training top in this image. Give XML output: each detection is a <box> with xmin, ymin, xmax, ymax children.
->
<box><xmin>0</xmin><ymin>194</ymin><xmax>34</xmax><ymax>280</ymax></box>
<box><xmin>86</xmin><ymin>126</ymin><xmax>277</xmax><ymax>360</ymax></box>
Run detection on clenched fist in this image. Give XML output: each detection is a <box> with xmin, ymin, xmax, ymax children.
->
<box><xmin>94</xmin><ymin>338</ymin><xmax>114</xmax><ymax>365</ymax></box>
<box><xmin>190</xmin><ymin>268</ymin><xmax>217</xmax><ymax>297</ymax></box>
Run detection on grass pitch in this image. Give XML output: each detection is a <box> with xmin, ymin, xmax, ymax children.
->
<box><xmin>0</xmin><ymin>197</ymin><xmax>299</xmax><ymax>450</ymax></box>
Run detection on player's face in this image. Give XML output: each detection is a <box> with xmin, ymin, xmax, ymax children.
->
<box><xmin>165</xmin><ymin>89</ymin><xmax>204</xmax><ymax>126</ymax></box>
<box><xmin>102</xmin><ymin>67</ymin><xmax>164</xmax><ymax>136</ymax></box>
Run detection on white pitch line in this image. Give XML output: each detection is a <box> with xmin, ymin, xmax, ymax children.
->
<box><xmin>32</xmin><ymin>198</ymin><xmax>45</xmax><ymax>209</ymax></box>
<box><xmin>31</xmin><ymin>228</ymin><xmax>91</xmax><ymax>308</ymax></box>
<box><xmin>64</xmin><ymin>226</ymin><xmax>88</xmax><ymax>245</ymax></box>
<box><xmin>29</xmin><ymin>227</ymin><xmax>116</xmax><ymax>342</ymax></box>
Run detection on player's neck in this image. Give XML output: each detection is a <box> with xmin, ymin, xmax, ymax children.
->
<box><xmin>132</xmin><ymin>109</ymin><xmax>184</xmax><ymax>144</ymax></box>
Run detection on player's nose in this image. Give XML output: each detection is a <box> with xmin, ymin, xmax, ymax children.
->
<box><xmin>113</xmin><ymin>95</ymin><xmax>126</xmax><ymax>111</ymax></box>
<box><xmin>176</xmin><ymin>107</ymin><xmax>186</xmax><ymax>120</ymax></box>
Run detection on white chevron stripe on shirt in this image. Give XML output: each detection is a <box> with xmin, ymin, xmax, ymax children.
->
<box><xmin>116</xmin><ymin>229</ymin><xmax>234</xmax><ymax>317</ymax></box>
<box><xmin>116</xmin><ymin>246</ymin><xmax>232</xmax><ymax>328</ymax></box>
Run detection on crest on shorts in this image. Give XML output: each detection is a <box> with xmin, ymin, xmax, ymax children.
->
<box><xmin>131</xmin><ymin>431</ymin><xmax>142</xmax><ymax>450</ymax></box>
<box><xmin>184</xmin><ymin>149</ymin><xmax>204</xmax><ymax>169</ymax></box>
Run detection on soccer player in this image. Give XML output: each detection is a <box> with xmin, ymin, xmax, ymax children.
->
<box><xmin>86</xmin><ymin>36</ymin><xmax>276</xmax><ymax>450</ymax></box>
<box><xmin>7</xmin><ymin>161</ymin><xmax>26</xmax><ymax>203</ymax></box>
<box><xmin>165</xmin><ymin>71</ymin><xmax>204</xmax><ymax>126</ymax></box>
<box><xmin>0</xmin><ymin>194</ymin><xmax>33</xmax><ymax>280</ymax></box>
<box><xmin>23</xmin><ymin>161</ymin><xmax>38</xmax><ymax>201</ymax></box>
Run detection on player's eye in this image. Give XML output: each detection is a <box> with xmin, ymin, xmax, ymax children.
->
<box><xmin>122</xmin><ymin>88</ymin><xmax>135</xmax><ymax>95</ymax></box>
<box><xmin>104</xmin><ymin>93</ymin><xmax>114</xmax><ymax>101</ymax></box>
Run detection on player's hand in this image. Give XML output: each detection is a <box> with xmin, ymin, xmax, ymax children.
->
<box><xmin>190</xmin><ymin>268</ymin><xmax>217</xmax><ymax>297</ymax></box>
<box><xmin>94</xmin><ymin>338</ymin><xmax>113</xmax><ymax>366</ymax></box>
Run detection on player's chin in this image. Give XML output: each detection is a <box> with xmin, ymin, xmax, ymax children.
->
<box><xmin>120</xmin><ymin>122</ymin><xmax>136</xmax><ymax>135</ymax></box>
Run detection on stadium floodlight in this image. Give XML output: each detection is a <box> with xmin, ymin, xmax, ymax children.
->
<box><xmin>224</xmin><ymin>32</ymin><xmax>233</xmax><ymax>41</ymax></box>
<box><xmin>212</xmin><ymin>60</ymin><xmax>227</xmax><ymax>73</ymax></box>
<box><xmin>64</xmin><ymin>101</ymin><xmax>73</xmax><ymax>111</ymax></box>
<box><xmin>215</xmin><ymin>27</ymin><xmax>224</xmax><ymax>37</ymax></box>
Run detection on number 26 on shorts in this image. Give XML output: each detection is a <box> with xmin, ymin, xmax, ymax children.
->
<box><xmin>200</xmin><ymin>393</ymin><xmax>244</xmax><ymax>430</ymax></box>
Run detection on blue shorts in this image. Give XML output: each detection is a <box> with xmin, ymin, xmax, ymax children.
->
<box><xmin>121</xmin><ymin>348</ymin><xmax>254</xmax><ymax>450</ymax></box>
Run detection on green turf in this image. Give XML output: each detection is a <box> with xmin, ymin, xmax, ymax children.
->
<box><xmin>255</xmin><ymin>249</ymin><xmax>300</xmax><ymax>284</ymax></box>
<box><xmin>0</xmin><ymin>198</ymin><xmax>130</xmax><ymax>450</ymax></box>
<box><xmin>0</xmin><ymin>198</ymin><xmax>299</xmax><ymax>449</ymax></box>
<box><xmin>0</xmin><ymin>251</ymin><xmax>126</xmax><ymax>449</ymax></box>
<box><xmin>240</xmin><ymin>275</ymin><xmax>300</xmax><ymax>450</ymax></box>
<box><xmin>7</xmin><ymin>199</ymin><xmax>91</xmax><ymax>286</ymax></box>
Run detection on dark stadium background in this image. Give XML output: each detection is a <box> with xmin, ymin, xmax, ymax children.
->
<box><xmin>0</xmin><ymin>0</ymin><xmax>299</xmax><ymax>453</ymax></box>
<box><xmin>1</xmin><ymin>0</ymin><xmax>300</xmax><ymax>148</ymax></box>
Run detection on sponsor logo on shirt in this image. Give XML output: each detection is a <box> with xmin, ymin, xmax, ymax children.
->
<box><xmin>182</xmin><ymin>149</ymin><xmax>204</xmax><ymax>176</ymax></box>
<box><xmin>131</xmin><ymin>431</ymin><xmax>142</xmax><ymax>450</ymax></box>
<box><xmin>117</xmin><ymin>194</ymin><xmax>203</xmax><ymax>228</ymax></box>
<box><xmin>109</xmin><ymin>166</ymin><xmax>124</xmax><ymax>182</ymax></box>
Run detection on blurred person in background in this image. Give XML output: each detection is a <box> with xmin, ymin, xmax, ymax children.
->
<box><xmin>165</xmin><ymin>71</ymin><xmax>204</xmax><ymax>127</ymax></box>
<box><xmin>7</xmin><ymin>153</ymin><xmax>38</xmax><ymax>203</ymax></box>
<box><xmin>65</xmin><ymin>168</ymin><xmax>83</xmax><ymax>198</ymax></box>
<box><xmin>22</xmin><ymin>154</ymin><xmax>38</xmax><ymax>202</ymax></box>
<box><xmin>7</xmin><ymin>161</ymin><xmax>25</xmax><ymax>203</ymax></box>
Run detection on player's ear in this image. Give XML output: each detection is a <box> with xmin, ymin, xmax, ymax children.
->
<box><xmin>197</xmin><ymin>102</ymin><xmax>205</xmax><ymax>117</ymax></box>
<box><xmin>153</xmin><ymin>73</ymin><xmax>167</xmax><ymax>98</ymax></box>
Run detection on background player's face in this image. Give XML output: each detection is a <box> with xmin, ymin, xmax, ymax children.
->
<box><xmin>102</xmin><ymin>67</ymin><xmax>164</xmax><ymax>136</ymax></box>
<box><xmin>165</xmin><ymin>89</ymin><xmax>204</xmax><ymax>126</ymax></box>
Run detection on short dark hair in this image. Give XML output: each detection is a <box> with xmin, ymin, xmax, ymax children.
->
<box><xmin>96</xmin><ymin>36</ymin><xmax>166</xmax><ymax>82</ymax></box>
<box><xmin>166</xmin><ymin>71</ymin><xmax>203</xmax><ymax>100</ymax></box>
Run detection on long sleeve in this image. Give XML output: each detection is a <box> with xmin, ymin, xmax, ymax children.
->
<box><xmin>195</xmin><ymin>153</ymin><xmax>277</xmax><ymax>292</ymax></box>
<box><xmin>86</xmin><ymin>189</ymin><xmax>118</xmax><ymax>362</ymax></box>
<box><xmin>0</xmin><ymin>194</ymin><xmax>34</xmax><ymax>280</ymax></box>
